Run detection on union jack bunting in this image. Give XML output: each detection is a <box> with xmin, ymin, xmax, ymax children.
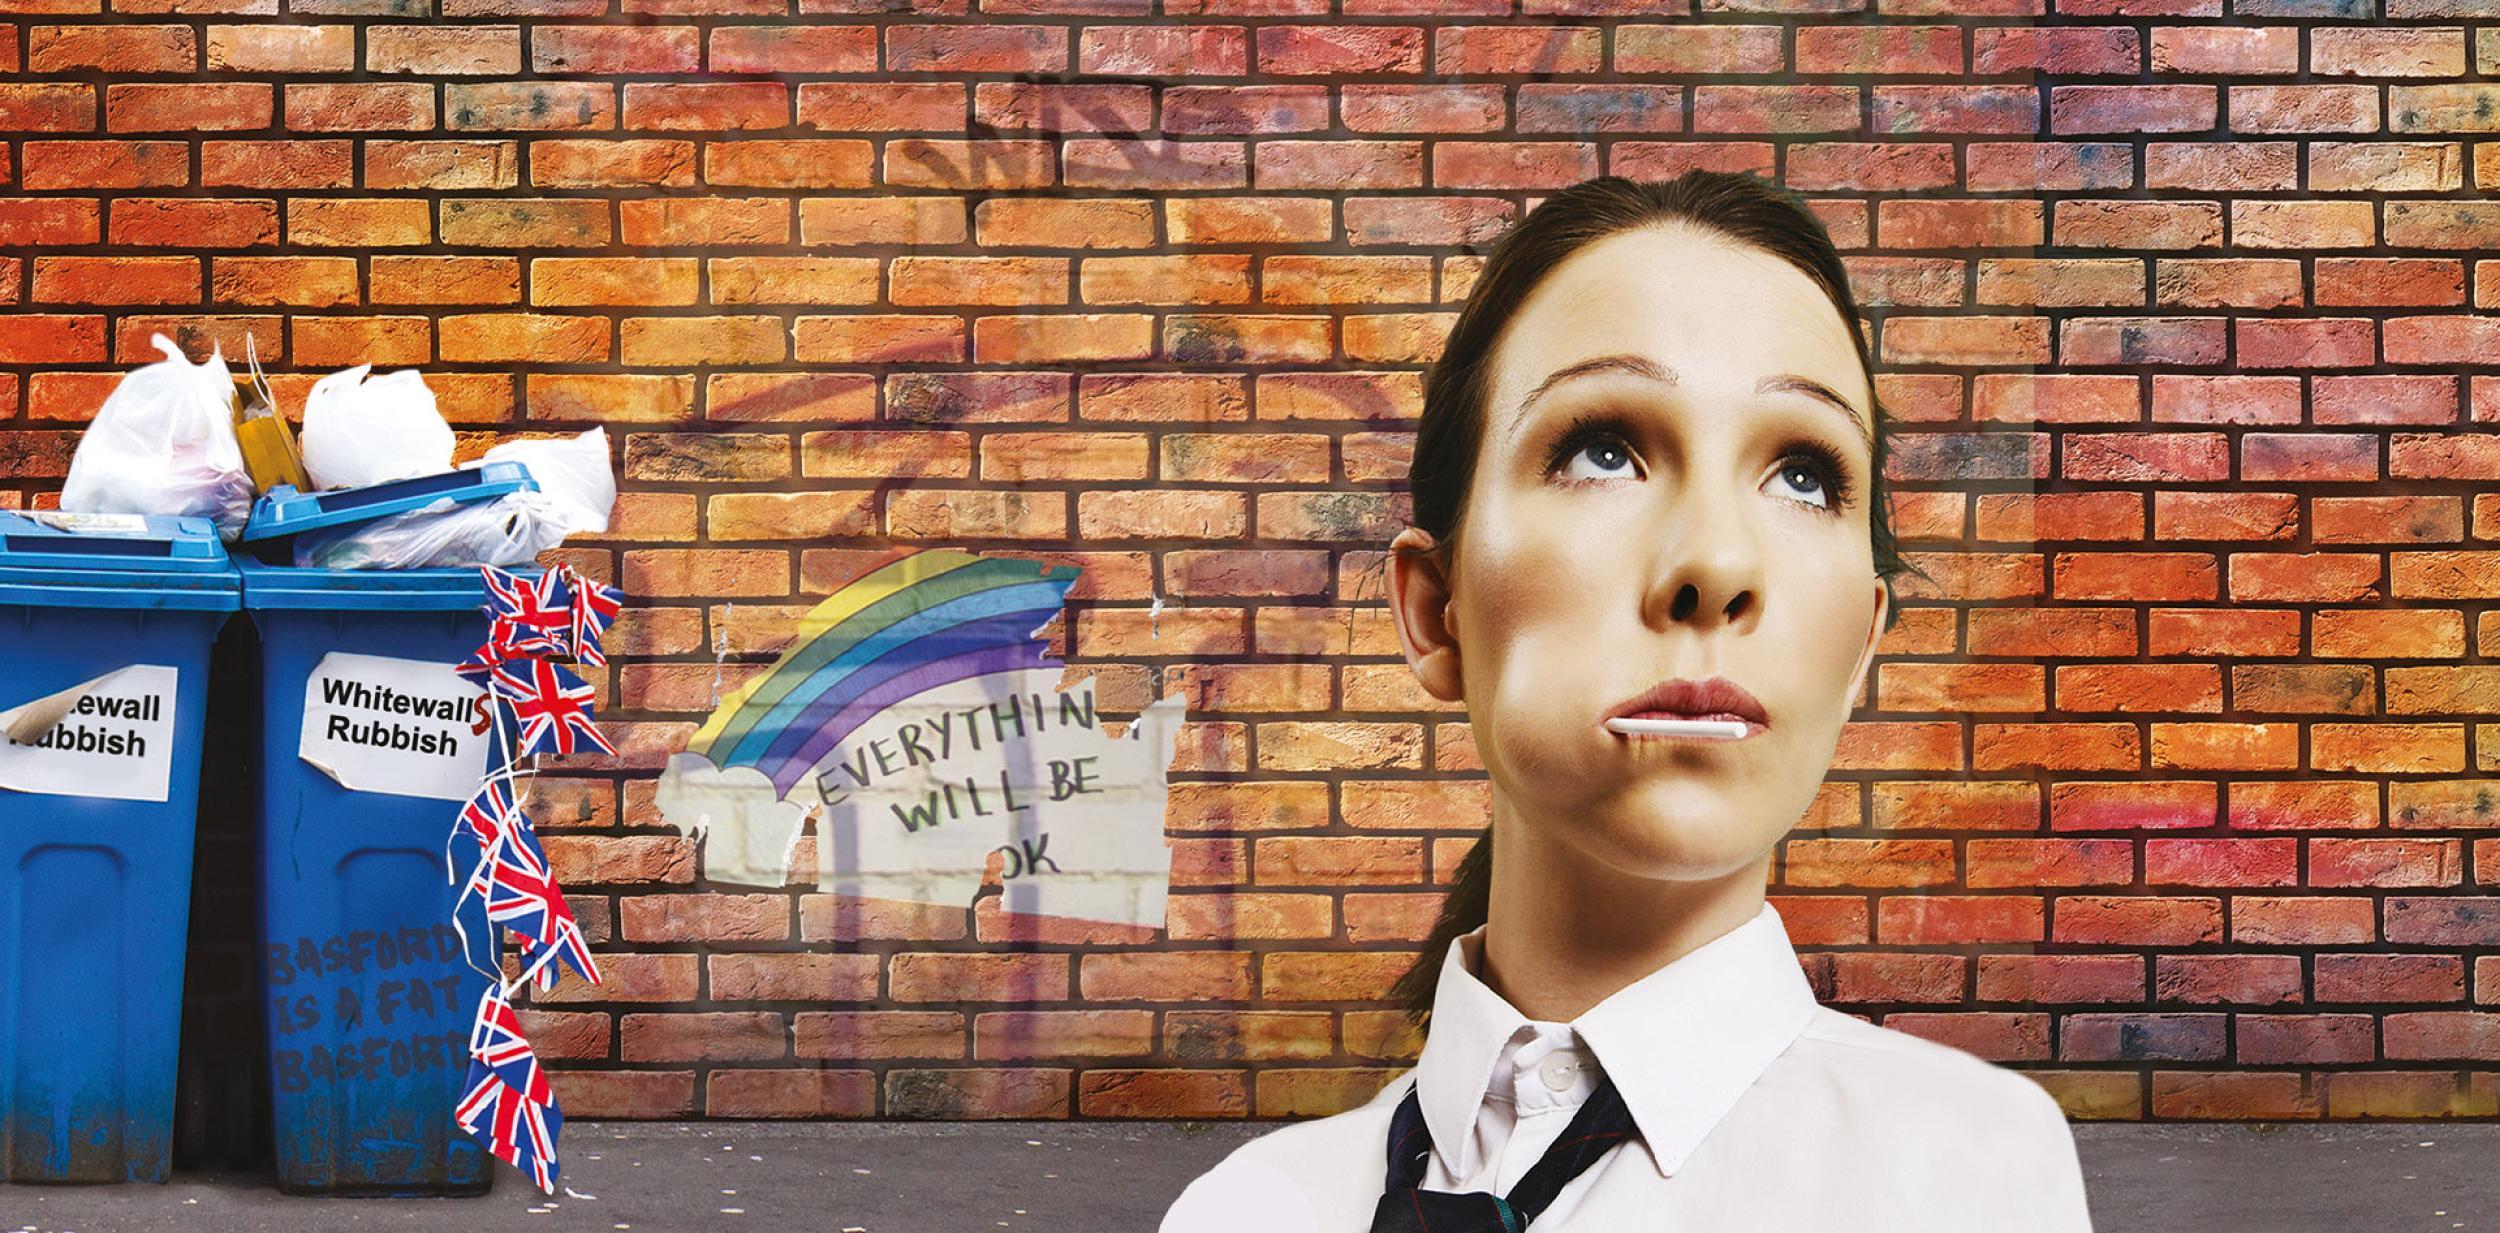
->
<box><xmin>454</xmin><ymin>1054</ymin><xmax>562</xmax><ymax>1194</ymax></box>
<box><xmin>487</xmin><ymin>658</ymin><xmax>615</xmax><ymax>757</ymax></box>
<box><xmin>442</xmin><ymin>565</ymin><xmax>629</xmax><ymax>1197</ymax></box>
<box><xmin>464</xmin><ymin>984</ymin><xmax>551</xmax><ymax>1104</ymax></box>
<box><xmin>480</xmin><ymin>566</ymin><xmax>574</xmax><ymax>661</ymax></box>
<box><xmin>514</xmin><ymin>913</ymin><xmax>600</xmax><ymax>993</ymax></box>
<box><xmin>463</xmin><ymin>809</ymin><xmax>602</xmax><ymax>991</ymax></box>
<box><xmin>456</xmin><ymin>779</ymin><xmax>518</xmax><ymax>853</ymax></box>
<box><xmin>455</xmin><ymin>780</ymin><xmax>600</xmax><ymax>990</ymax></box>
<box><xmin>556</xmin><ymin>564</ymin><xmax>622</xmax><ymax>668</ymax></box>
<box><xmin>452</xmin><ymin>641</ymin><xmax>513</xmax><ymax>689</ymax></box>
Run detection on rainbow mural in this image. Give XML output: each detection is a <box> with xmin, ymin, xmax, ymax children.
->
<box><xmin>688</xmin><ymin>548</ymin><xmax>1083</xmax><ymax>798</ymax></box>
<box><xmin>658</xmin><ymin>546</ymin><xmax>1184</xmax><ymax>927</ymax></box>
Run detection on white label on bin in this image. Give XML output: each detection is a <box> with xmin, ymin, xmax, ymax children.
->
<box><xmin>23</xmin><ymin>511</ymin><xmax>150</xmax><ymax>535</ymax></box>
<box><xmin>0</xmin><ymin>665</ymin><xmax>179</xmax><ymax>803</ymax></box>
<box><xmin>298</xmin><ymin>652</ymin><xmax>488</xmax><ymax>801</ymax></box>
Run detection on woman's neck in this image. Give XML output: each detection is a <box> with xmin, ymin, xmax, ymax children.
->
<box><xmin>1477</xmin><ymin>818</ymin><xmax>1773</xmax><ymax>1024</ymax></box>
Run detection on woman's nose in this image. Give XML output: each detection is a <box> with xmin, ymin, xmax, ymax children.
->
<box><xmin>1643</xmin><ymin>475</ymin><xmax>1765</xmax><ymax>631</ymax></box>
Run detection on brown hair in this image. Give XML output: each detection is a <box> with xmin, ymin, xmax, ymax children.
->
<box><xmin>1387</xmin><ymin>170</ymin><xmax>1931</xmax><ymax>1017</ymax></box>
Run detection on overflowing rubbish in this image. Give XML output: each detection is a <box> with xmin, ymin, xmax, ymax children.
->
<box><xmin>61</xmin><ymin>340</ymin><xmax>617</xmax><ymax>571</ymax></box>
<box><xmin>58</xmin><ymin>333</ymin><xmax>257</xmax><ymax>541</ymax></box>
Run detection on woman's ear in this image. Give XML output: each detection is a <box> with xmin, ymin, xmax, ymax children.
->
<box><xmin>1389</xmin><ymin>526</ymin><xmax>1465</xmax><ymax>704</ymax></box>
<box><xmin>1843</xmin><ymin>574</ymin><xmax>1892</xmax><ymax>711</ymax></box>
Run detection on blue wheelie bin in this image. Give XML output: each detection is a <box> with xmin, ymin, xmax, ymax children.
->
<box><xmin>239</xmin><ymin>470</ymin><xmax>534</xmax><ymax>1195</ymax></box>
<box><xmin>0</xmin><ymin>511</ymin><xmax>239</xmax><ymax>1182</ymax></box>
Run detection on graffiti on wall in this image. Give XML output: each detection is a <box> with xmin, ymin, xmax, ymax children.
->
<box><xmin>657</xmin><ymin>548</ymin><xmax>1184</xmax><ymax>929</ymax></box>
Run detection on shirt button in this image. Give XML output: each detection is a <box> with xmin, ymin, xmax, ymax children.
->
<box><xmin>1537</xmin><ymin>1051</ymin><xmax>1579</xmax><ymax>1091</ymax></box>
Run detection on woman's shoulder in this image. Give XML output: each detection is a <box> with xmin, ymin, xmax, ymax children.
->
<box><xmin>1783</xmin><ymin>1005</ymin><xmax>2076</xmax><ymax>1135</ymax></box>
<box><xmin>1157</xmin><ymin>1075</ymin><xmax>1408</xmax><ymax>1233</ymax></box>
<box><xmin>1773</xmin><ymin>1008</ymin><xmax>2094</xmax><ymax>1228</ymax></box>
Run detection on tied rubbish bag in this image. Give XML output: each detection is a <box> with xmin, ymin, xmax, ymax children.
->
<box><xmin>298</xmin><ymin>363</ymin><xmax>455</xmax><ymax>491</ymax></box>
<box><xmin>58</xmin><ymin>333</ymin><xmax>256</xmax><ymax>541</ymax></box>
<box><xmin>291</xmin><ymin>428</ymin><xmax>618</xmax><ymax>569</ymax></box>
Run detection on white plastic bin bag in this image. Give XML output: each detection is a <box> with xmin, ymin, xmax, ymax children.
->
<box><xmin>291</xmin><ymin>428</ymin><xmax>618</xmax><ymax>570</ymax></box>
<box><xmin>58</xmin><ymin>334</ymin><xmax>256</xmax><ymax>541</ymax></box>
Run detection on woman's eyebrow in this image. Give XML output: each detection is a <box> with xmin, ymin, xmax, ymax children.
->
<box><xmin>1505</xmin><ymin>353</ymin><xmax>1872</xmax><ymax>448</ymax></box>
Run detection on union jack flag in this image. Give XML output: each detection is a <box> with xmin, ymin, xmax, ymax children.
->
<box><xmin>487</xmin><ymin>658</ymin><xmax>614</xmax><ymax>757</ymax></box>
<box><xmin>454</xmin><ymin>1054</ymin><xmax>562</xmax><ymax>1193</ymax></box>
<box><xmin>453</xmin><ymin>779</ymin><xmax>601</xmax><ymax>989</ymax></box>
<box><xmin>453</xmin><ymin>641</ymin><xmax>512</xmax><ymax>689</ymax></box>
<box><xmin>515</xmin><ymin>917</ymin><xmax>600</xmax><ymax>993</ymax></box>
<box><xmin>481</xmin><ymin>566</ymin><xmax>573</xmax><ymax>661</ymax></box>
<box><xmin>455</xmin><ymin>984</ymin><xmax>562</xmax><ymax>1192</ymax></box>
<box><xmin>464</xmin><ymin>984</ymin><xmax>551</xmax><ymax>1104</ymax></box>
<box><xmin>556</xmin><ymin>565</ymin><xmax>623</xmax><ymax>668</ymax></box>
<box><xmin>463</xmin><ymin>808</ymin><xmax>601</xmax><ymax>991</ymax></box>
<box><xmin>456</xmin><ymin>779</ymin><xmax>518</xmax><ymax>852</ymax></box>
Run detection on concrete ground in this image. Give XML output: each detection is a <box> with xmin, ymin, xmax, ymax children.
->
<box><xmin>0</xmin><ymin>1122</ymin><xmax>2492</xmax><ymax>1232</ymax></box>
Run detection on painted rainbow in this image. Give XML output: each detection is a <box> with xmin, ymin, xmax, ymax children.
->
<box><xmin>688</xmin><ymin>549</ymin><xmax>1083</xmax><ymax>797</ymax></box>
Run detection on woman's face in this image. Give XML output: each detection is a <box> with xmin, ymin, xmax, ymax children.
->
<box><xmin>1405</xmin><ymin>223</ymin><xmax>1891</xmax><ymax>886</ymax></box>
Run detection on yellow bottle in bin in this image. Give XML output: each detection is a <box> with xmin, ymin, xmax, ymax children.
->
<box><xmin>231</xmin><ymin>334</ymin><xmax>310</xmax><ymax>494</ymax></box>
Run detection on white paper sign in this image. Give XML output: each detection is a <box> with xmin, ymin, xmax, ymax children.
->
<box><xmin>0</xmin><ymin>665</ymin><xmax>179</xmax><ymax>802</ymax></box>
<box><xmin>661</xmin><ymin>669</ymin><xmax>1184</xmax><ymax>928</ymax></box>
<box><xmin>299</xmin><ymin>652</ymin><xmax>487</xmax><ymax>801</ymax></box>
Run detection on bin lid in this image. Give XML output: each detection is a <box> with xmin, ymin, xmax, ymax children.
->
<box><xmin>236</xmin><ymin>557</ymin><xmax>539</xmax><ymax>613</ymax></box>
<box><xmin>0</xmin><ymin>511</ymin><xmax>241</xmax><ymax>611</ymax></box>
<box><xmin>240</xmin><ymin>461</ymin><xmax>538</xmax><ymax>545</ymax></box>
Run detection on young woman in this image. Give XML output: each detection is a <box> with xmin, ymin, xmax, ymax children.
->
<box><xmin>1161</xmin><ymin>172</ymin><xmax>2094</xmax><ymax>1231</ymax></box>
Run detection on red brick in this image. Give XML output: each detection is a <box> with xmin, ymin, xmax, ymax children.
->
<box><xmin>620</xmin><ymin>893</ymin><xmax>788</xmax><ymax>943</ymax></box>
<box><xmin>1261</xmin><ymin>951</ymin><xmax>1410</xmax><ymax>1002</ymax></box>
<box><xmin>2062</xmin><ymin>1013</ymin><xmax>2227</xmax><ymax>1062</ymax></box>
<box><xmin>1165</xmin><ymin>1011</ymin><xmax>1333</xmax><ymax>1062</ymax></box>
<box><xmin>530</xmin><ymin>952</ymin><xmax>698</xmax><ymax>1005</ymax></box>
<box><xmin>1877</xmin><ymin>896</ymin><xmax>2044</xmax><ymax>945</ymax></box>
<box><xmin>1255</xmin><ymin>1068</ymin><xmax>1400</xmax><ymax>1117</ymax></box>
<box><xmin>2151</xmin><ymin>1071</ymin><xmax>2318</xmax><ymax>1120</ymax></box>
<box><xmin>1882</xmin><ymin>1012</ymin><xmax>2051</xmax><ymax>1062</ymax></box>
<box><xmin>706</xmin><ymin>1069</ymin><xmax>876</xmax><ymax>1118</ymax></box>
<box><xmin>620</xmin><ymin>1012</ymin><xmax>786</xmax><ymax>1062</ymax></box>
<box><xmin>973</xmin><ymin>1010</ymin><xmax>1155</xmax><ymax>1060</ymax></box>
<box><xmin>886</xmin><ymin>1069</ymin><xmax>1069</xmax><ymax>1119</ymax></box>
<box><xmin>796</xmin><ymin>1012</ymin><xmax>966</xmax><ymax>1060</ymax></box>
<box><xmin>2153</xmin><ymin>954</ymin><xmax>2305</xmax><ymax>1005</ymax></box>
<box><xmin>548</xmin><ymin>1070</ymin><xmax>694</xmax><ymax>1119</ymax></box>
<box><xmin>891</xmin><ymin>953</ymin><xmax>1070</xmax><ymax>1003</ymax></box>
<box><xmin>1081</xmin><ymin>952</ymin><xmax>1250</xmax><ymax>1002</ymax></box>
<box><xmin>1079</xmin><ymin>1070</ymin><xmax>1249</xmax><ymax>1118</ymax></box>
<box><xmin>708</xmin><ymin>953</ymin><xmax>879</xmax><ymax>1002</ymax></box>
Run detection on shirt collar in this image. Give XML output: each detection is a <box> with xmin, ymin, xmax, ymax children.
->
<box><xmin>1410</xmin><ymin>901</ymin><xmax>1820</xmax><ymax>1181</ymax></box>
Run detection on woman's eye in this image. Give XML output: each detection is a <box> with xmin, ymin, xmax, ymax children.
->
<box><xmin>1769</xmin><ymin>456</ymin><xmax>1830</xmax><ymax>509</ymax></box>
<box><xmin>1560</xmin><ymin>435</ymin><xmax>1637</xmax><ymax>481</ymax></box>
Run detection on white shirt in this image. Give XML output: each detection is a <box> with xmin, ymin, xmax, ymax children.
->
<box><xmin>1163</xmin><ymin>902</ymin><xmax>2095</xmax><ymax>1231</ymax></box>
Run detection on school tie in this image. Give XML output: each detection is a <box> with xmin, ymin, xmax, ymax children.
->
<box><xmin>1369</xmin><ymin>1070</ymin><xmax>1639</xmax><ymax>1233</ymax></box>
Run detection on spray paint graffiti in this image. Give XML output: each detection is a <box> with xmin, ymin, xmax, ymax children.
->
<box><xmin>657</xmin><ymin>547</ymin><xmax>1185</xmax><ymax>929</ymax></box>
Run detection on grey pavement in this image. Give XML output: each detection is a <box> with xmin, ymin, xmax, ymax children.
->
<box><xmin>0</xmin><ymin>1121</ymin><xmax>2492</xmax><ymax>1232</ymax></box>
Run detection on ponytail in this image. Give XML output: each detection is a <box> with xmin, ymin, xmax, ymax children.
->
<box><xmin>1389</xmin><ymin>826</ymin><xmax>1493</xmax><ymax>1019</ymax></box>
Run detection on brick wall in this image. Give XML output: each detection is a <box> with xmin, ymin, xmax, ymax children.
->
<box><xmin>7</xmin><ymin>0</ymin><xmax>2500</xmax><ymax>1130</ymax></box>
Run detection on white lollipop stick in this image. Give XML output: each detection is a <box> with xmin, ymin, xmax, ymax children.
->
<box><xmin>1605</xmin><ymin>716</ymin><xmax>1750</xmax><ymax>740</ymax></box>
